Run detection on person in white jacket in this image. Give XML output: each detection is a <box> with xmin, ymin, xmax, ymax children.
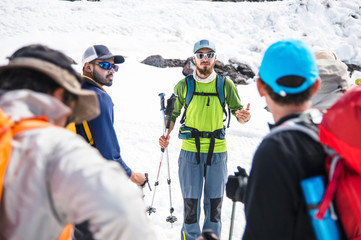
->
<box><xmin>0</xmin><ymin>44</ymin><xmax>156</xmax><ymax>240</ymax></box>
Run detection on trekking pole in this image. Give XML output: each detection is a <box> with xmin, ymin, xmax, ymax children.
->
<box><xmin>140</xmin><ymin>173</ymin><xmax>151</xmax><ymax>199</ymax></box>
<box><xmin>228</xmin><ymin>202</ymin><xmax>236</xmax><ymax>240</ymax></box>
<box><xmin>164</xmin><ymin>94</ymin><xmax>178</xmax><ymax>226</ymax></box>
<box><xmin>229</xmin><ymin>166</ymin><xmax>246</xmax><ymax>239</ymax></box>
<box><xmin>146</xmin><ymin>93</ymin><xmax>166</xmax><ymax>215</ymax></box>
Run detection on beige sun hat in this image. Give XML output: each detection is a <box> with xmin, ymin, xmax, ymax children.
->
<box><xmin>311</xmin><ymin>49</ymin><xmax>350</xmax><ymax>110</ymax></box>
<box><xmin>314</xmin><ymin>49</ymin><xmax>339</xmax><ymax>61</ymax></box>
<box><xmin>0</xmin><ymin>44</ymin><xmax>100</xmax><ymax>123</ymax></box>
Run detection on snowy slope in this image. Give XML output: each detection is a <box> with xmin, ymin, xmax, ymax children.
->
<box><xmin>1</xmin><ymin>0</ymin><xmax>361</xmax><ymax>239</ymax></box>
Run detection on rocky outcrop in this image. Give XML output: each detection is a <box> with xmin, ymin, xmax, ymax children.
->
<box><xmin>141</xmin><ymin>55</ymin><xmax>185</xmax><ymax>68</ymax></box>
<box><xmin>141</xmin><ymin>55</ymin><xmax>255</xmax><ymax>85</ymax></box>
<box><xmin>141</xmin><ymin>55</ymin><xmax>361</xmax><ymax>85</ymax></box>
<box><xmin>346</xmin><ymin>63</ymin><xmax>361</xmax><ymax>76</ymax></box>
<box><xmin>214</xmin><ymin>60</ymin><xmax>255</xmax><ymax>85</ymax></box>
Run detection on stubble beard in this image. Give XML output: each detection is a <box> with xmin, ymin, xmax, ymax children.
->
<box><xmin>93</xmin><ymin>69</ymin><xmax>113</xmax><ymax>87</ymax></box>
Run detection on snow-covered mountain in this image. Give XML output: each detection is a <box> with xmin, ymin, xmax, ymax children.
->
<box><xmin>1</xmin><ymin>0</ymin><xmax>360</xmax><ymax>239</ymax></box>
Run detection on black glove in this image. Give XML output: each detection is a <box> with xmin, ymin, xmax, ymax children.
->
<box><xmin>226</xmin><ymin>166</ymin><xmax>248</xmax><ymax>203</ymax></box>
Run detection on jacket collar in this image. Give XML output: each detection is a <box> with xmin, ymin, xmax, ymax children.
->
<box><xmin>81</xmin><ymin>75</ymin><xmax>107</xmax><ymax>92</ymax></box>
<box><xmin>0</xmin><ymin>89</ymin><xmax>71</xmax><ymax>123</ymax></box>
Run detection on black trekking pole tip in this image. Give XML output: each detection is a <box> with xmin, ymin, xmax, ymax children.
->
<box><xmin>146</xmin><ymin>206</ymin><xmax>156</xmax><ymax>215</ymax></box>
<box><xmin>166</xmin><ymin>215</ymin><xmax>177</xmax><ymax>223</ymax></box>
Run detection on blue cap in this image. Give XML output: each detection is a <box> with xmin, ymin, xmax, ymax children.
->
<box><xmin>259</xmin><ymin>39</ymin><xmax>319</xmax><ymax>96</ymax></box>
<box><xmin>193</xmin><ymin>40</ymin><xmax>216</xmax><ymax>53</ymax></box>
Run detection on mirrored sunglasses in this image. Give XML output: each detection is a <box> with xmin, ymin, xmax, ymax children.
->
<box><xmin>93</xmin><ymin>62</ymin><xmax>119</xmax><ymax>72</ymax></box>
<box><xmin>194</xmin><ymin>52</ymin><xmax>215</xmax><ymax>60</ymax></box>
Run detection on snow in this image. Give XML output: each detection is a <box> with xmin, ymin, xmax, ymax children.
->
<box><xmin>0</xmin><ymin>0</ymin><xmax>360</xmax><ymax>239</ymax></box>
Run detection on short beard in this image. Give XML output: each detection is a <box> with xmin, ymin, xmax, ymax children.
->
<box><xmin>196</xmin><ymin>61</ymin><xmax>215</xmax><ymax>76</ymax></box>
<box><xmin>93</xmin><ymin>70</ymin><xmax>112</xmax><ymax>87</ymax></box>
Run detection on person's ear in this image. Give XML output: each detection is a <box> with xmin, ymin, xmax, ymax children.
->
<box><xmin>84</xmin><ymin>63</ymin><xmax>93</xmax><ymax>73</ymax></box>
<box><xmin>257</xmin><ymin>77</ymin><xmax>266</xmax><ymax>97</ymax></box>
<box><xmin>311</xmin><ymin>78</ymin><xmax>321</xmax><ymax>97</ymax></box>
<box><xmin>52</xmin><ymin>88</ymin><xmax>65</xmax><ymax>101</ymax></box>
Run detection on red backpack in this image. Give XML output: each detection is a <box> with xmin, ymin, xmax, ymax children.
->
<box><xmin>315</xmin><ymin>85</ymin><xmax>361</xmax><ymax>240</ymax></box>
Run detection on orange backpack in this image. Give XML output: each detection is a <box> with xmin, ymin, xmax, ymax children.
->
<box><xmin>0</xmin><ymin>109</ymin><xmax>73</xmax><ymax>240</ymax></box>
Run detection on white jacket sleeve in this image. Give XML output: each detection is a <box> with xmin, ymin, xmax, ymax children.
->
<box><xmin>47</xmin><ymin>129</ymin><xmax>156</xmax><ymax>240</ymax></box>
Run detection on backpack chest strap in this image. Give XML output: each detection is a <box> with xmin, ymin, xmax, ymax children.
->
<box><xmin>193</xmin><ymin>92</ymin><xmax>218</xmax><ymax>106</ymax></box>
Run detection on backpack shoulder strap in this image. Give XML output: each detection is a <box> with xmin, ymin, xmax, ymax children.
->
<box><xmin>216</xmin><ymin>75</ymin><xmax>226</xmax><ymax>107</ymax></box>
<box><xmin>12</xmin><ymin>117</ymin><xmax>53</xmax><ymax>134</ymax></box>
<box><xmin>184</xmin><ymin>75</ymin><xmax>195</xmax><ymax>108</ymax></box>
<box><xmin>181</xmin><ymin>74</ymin><xmax>229</xmax><ymax>126</ymax></box>
<box><xmin>0</xmin><ymin>111</ymin><xmax>72</xmax><ymax>239</ymax></box>
<box><xmin>0</xmin><ymin>109</ymin><xmax>14</xmax><ymax>203</ymax></box>
<box><xmin>268</xmin><ymin>123</ymin><xmax>319</xmax><ymax>142</ymax></box>
<box><xmin>266</xmin><ymin>111</ymin><xmax>322</xmax><ymax>142</ymax></box>
<box><xmin>180</xmin><ymin>75</ymin><xmax>195</xmax><ymax>124</ymax></box>
<box><xmin>216</xmin><ymin>75</ymin><xmax>231</xmax><ymax>127</ymax></box>
<box><xmin>0</xmin><ymin>113</ymin><xmax>53</xmax><ymax>202</ymax></box>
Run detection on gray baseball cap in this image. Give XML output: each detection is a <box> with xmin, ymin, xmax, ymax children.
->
<box><xmin>82</xmin><ymin>45</ymin><xmax>125</xmax><ymax>66</ymax></box>
<box><xmin>193</xmin><ymin>39</ymin><xmax>216</xmax><ymax>53</ymax></box>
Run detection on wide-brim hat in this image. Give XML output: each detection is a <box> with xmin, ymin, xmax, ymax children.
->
<box><xmin>311</xmin><ymin>58</ymin><xmax>350</xmax><ymax>110</ymax></box>
<box><xmin>0</xmin><ymin>57</ymin><xmax>100</xmax><ymax>124</ymax></box>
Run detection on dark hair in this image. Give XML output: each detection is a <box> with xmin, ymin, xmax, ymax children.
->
<box><xmin>0</xmin><ymin>68</ymin><xmax>59</xmax><ymax>93</ymax></box>
<box><xmin>259</xmin><ymin>77</ymin><xmax>315</xmax><ymax>106</ymax></box>
<box><xmin>0</xmin><ymin>68</ymin><xmax>77</xmax><ymax>106</ymax></box>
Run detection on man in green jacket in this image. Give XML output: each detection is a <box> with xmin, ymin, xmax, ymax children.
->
<box><xmin>159</xmin><ymin>39</ymin><xmax>251</xmax><ymax>240</ymax></box>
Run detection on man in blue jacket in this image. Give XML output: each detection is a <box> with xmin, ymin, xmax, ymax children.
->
<box><xmin>76</xmin><ymin>45</ymin><xmax>146</xmax><ymax>186</ymax></box>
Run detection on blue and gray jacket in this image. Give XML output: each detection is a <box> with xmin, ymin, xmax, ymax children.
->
<box><xmin>75</xmin><ymin>76</ymin><xmax>132</xmax><ymax>177</ymax></box>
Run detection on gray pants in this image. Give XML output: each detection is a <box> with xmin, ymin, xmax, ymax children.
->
<box><xmin>178</xmin><ymin>149</ymin><xmax>227</xmax><ymax>240</ymax></box>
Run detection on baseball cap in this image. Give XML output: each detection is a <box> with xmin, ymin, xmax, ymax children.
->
<box><xmin>259</xmin><ymin>39</ymin><xmax>319</xmax><ymax>96</ymax></box>
<box><xmin>193</xmin><ymin>40</ymin><xmax>216</xmax><ymax>53</ymax></box>
<box><xmin>0</xmin><ymin>44</ymin><xmax>100</xmax><ymax>124</ymax></box>
<box><xmin>82</xmin><ymin>45</ymin><xmax>124</xmax><ymax>66</ymax></box>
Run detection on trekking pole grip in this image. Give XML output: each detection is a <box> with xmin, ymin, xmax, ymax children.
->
<box><xmin>159</xmin><ymin>93</ymin><xmax>166</xmax><ymax>111</ymax></box>
<box><xmin>165</xmin><ymin>93</ymin><xmax>178</xmax><ymax>129</ymax></box>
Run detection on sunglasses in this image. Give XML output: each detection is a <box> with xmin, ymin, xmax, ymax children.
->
<box><xmin>93</xmin><ymin>62</ymin><xmax>119</xmax><ymax>72</ymax></box>
<box><xmin>194</xmin><ymin>52</ymin><xmax>215</xmax><ymax>60</ymax></box>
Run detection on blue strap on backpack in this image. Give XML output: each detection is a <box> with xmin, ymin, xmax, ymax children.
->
<box><xmin>180</xmin><ymin>75</ymin><xmax>230</xmax><ymax>127</ymax></box>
